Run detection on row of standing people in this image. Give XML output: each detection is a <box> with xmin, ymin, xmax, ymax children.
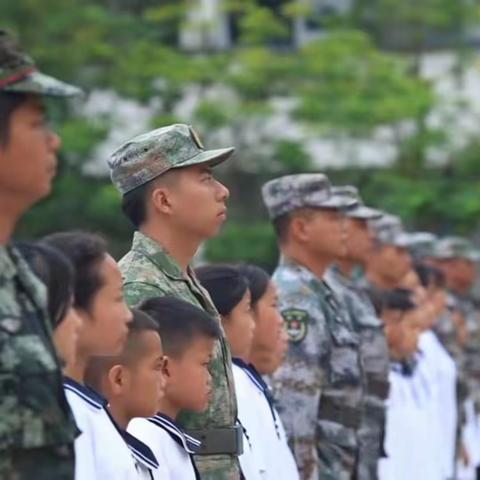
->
<box><xmin>2</xmin><ymin>28</ymin><xmax>480</xmax><ymax>480</ymax></box>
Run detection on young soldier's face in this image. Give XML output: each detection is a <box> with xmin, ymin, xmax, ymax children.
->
<box><xmin>164</xmin><ymin>164</ymin><xmax>229</xmax><ymax>239</ymax></box>
<box><xmin>123</xmin><ymin>331</ymin><xmax>166</xmax><ymax>418</ymax></box>
<box><xmin>0</xmin><ymin>96</ymin><xmax>61</xmax><ymax>208</ymax></box>
<box><xmin>77</xmin><ymin>255</ymin><xmax>132</xmax><ymax>357</ymax></box>
<box><xmin>165</xmin><ymin>336</ymin><xmax>215</xmax><ymax>412</ymax></box>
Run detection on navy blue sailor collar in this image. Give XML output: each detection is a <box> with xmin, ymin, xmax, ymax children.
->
<box><xmin>148</xmin><ymin>413</ymin><xmax>201</xmax><ymax>454</ymax></box>
<box><xmin>63</xmin><ymin>376</ymin><xmax>108</xmax><ymax>410</ymax></box>
<box><xmin>122</xmin><ymin>429</ymin><xmax>159</xmax><ymax>471</ymax></box>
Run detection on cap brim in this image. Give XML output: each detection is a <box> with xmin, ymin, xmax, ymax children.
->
<box><xmin>346</xmin><ymin>205</ymin><xmax>383</xmax><ymax>220</ymax></box>
<box><xmin>172</xmin><ymin>147</ymin><xmax>235</xmax><ymax>170</ymax></box>
<box><xmin>314</xmin><ymin>196</ymin><xmax>357</xmax><ymax>210</ymax></box>
<box><xmin>3</xmin><ymin>71</ymin><xmax>83</xmax><ymax>97</ymax></box>
<box><xmin>392</xmin><ymin>233</ymin><xmax>412</xmax><ymax>248</ymax></box>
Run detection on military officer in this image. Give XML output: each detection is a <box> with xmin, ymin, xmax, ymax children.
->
<box><xmin>107</xmin><ymin>124</ymin><xmax>242</xmax><ymax>480</ymax></box>
<box><xmin>0</xmin><ymin>30</ymin><xmax>81</xmax><ymax>479</ymax></box>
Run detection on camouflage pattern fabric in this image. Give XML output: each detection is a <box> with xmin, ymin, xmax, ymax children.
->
<box><xmin>0</xmin><ymin>30</ymin><xmax>82</xmax><ymax>97</ymax></box>
<box><xmin>261</xmin><ymin>174</ymin><xmax>356</xmax><ymax>220</ymax></box>
<box><xmin>271</xmin><ymin>257</ymin><xmax>363</xmax><ymax>480</ymax></box>
<box><xmin>108</xmin><ymin>123</ymin><xmax>234</xmax><ymax>195</ymax></box>
<box><xmin>326</xmin><ymin>267</ymin><xmax>390</xmax><ymax>480</ymax></box>
<box><xmin>119</xmin><ymin>231</ymin><xmax>240</xmax><ymax>480</ymax></box>
<box><xmin>0</xmin><ymin>246</ymin><xmax>77</xmax><ymax>479</ymax></box>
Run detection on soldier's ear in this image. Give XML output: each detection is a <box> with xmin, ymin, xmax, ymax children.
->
<box><xmin>290</xmin><ymin>214</ymin><xmax>310</xmax><ymax>243</ymax></box>
<box><xmin>151</xmin><ymin>186</ymin><xmax>173</xmax><ymax>215</ymax></box>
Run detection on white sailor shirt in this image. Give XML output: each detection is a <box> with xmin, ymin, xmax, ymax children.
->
<box><xmin>128</xmin><ymin>413</ymin><xmax>201</xmax><ymax>480</ymax></box>
<box><xmin>233</xmin><ymin>358</ymin><xmax>299</xmax><ymax>480</ymax></box>
<box><xmin>64</xmin><ymin>377</ymin><xmax>151</xmax><ymax>479</ymax></box>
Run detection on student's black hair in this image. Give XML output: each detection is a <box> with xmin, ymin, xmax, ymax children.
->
<box><xmin>414</xmin><ymin>262</ymin><xmax>446</xmax><ymax>289</ymax></box>
<box><xmin>17</xmin><ymin>241</ymin><xmax>75</xmax><ymax>328</ymax></box>
<box><xmin>236</xmin><ymin>264</ymin><xmax>270</xmax><ymax>308</ymax></box>
<box><xmin>84</xmin><ymin>309</ymin><xmax>159</xmax><ymax>393</ymax></box>
<box><xmin>380</xmin><ymin>288</ymin><xmax>416</xmax><ymax>312</ymax></box>
<box><xmin>42</xmin><ymin>231</ymin><xmax>108</xmax><ymax>311</ymax></box>
<box><xmin>139</xmin><ymin>296</ymin><xmax>221</xmax><ymax>359</ymax></box>
<box><xmin>195</xmin><ymin>264</ymin><xmax>248</xmax><ymax>316</ymax></box>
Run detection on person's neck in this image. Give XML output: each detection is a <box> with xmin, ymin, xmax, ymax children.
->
<box><xmin>64</xmin><ymin>352</ymin><xmax>88</xmax><ymax>384</ymax></box>
<box><xmin>336</xmin><ymin>258</ymin><xmax>357</xmax><ymax>278</ymax></box>
<box><xmin>282</xmin><ymin>243</ymin><xmax>331</xmax><ymax>280</ymax></box>
<box><xmin>157</xmin><ymin>397</ymin><xmax>180</xmax><ymax>421</ymax></box>
<box><xmin>366</xmin><ymin>268</ymin><xmax>398</xmax><ymax>290</ymax></box>
<box><xmin>249</xmin><ymin>347</ymin><xmax>274</xmax><ymax>375</ymax></box>
<box><xmin>141</xmin><ymin>224</ymin><xmax>201</xmax><ymax>273</ymax></box>
<box><xmin>0</xmin><ymin>197</ymin><xmax>24</xmax><ymax>245</ymax></box>
<box><xmin>107</xmin><ymin>402</ymin><xmax>130</xmax><ymax>430</ymax></box>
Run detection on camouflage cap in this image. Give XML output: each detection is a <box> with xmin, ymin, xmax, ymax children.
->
<box><xmin>402</xmin><ymin>232</ymin><xmax>437</xmax><ymax>258</ymax></box>
<box><xmin>431</xmin><ymin>236</ymin><xmax>480</xmax><ymax>262</ymax></box>
<box><xmin>370</xmin><ymin>213</ymin><xmax>410</xmax><ymax>248</ymax></box>
<box><xmin>331</xmin><ymin>185</ymin><xmax>382</xmax><ymax>220</ymax></box>
<box><xmin>108</xmin><ymin>124</ymin><xmax>235</xmax><ymax>195</ymax></box>
<box><xmin>0</xmin><ymin>30</ymin><xmax>82</xmax><ymax>97</ymax></box>
<box><xmin>261</xmin><ymin>173</ymin><xmax>357</xmax><ymax>220</ymax></box>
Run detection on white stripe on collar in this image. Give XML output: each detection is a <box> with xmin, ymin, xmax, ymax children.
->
<box><xmin>148</xmin><ymin>415</ymin><xmax>201</xmax><ymax>453</ymax></box>
<box><xmin>123</xmin><ymin>430</ymin><xmax>159</xmax><ymax>470</ymax></box>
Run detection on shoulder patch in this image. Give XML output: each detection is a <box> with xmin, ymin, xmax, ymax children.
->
<box><xmin>282</xmin><ymin>308</ymin><xmax>309</xmax><ymax>344</ymax></box>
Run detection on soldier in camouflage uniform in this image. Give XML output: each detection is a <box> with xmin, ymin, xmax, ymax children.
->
<box><xmin>107</xmin><ymin>124</ymin><xmax>242</xmax><ymax>480</ymax></box>
<box><xmin>0</xmin><ymin>30</ymin><xmax>81</xmax><ymax>479</ymax></box>
<box><xmin>262</xmin><ymin>174</ymin><xmax>364</xmax><ymax>480</ymax></box>
<box><xmin>324</xmin><ymin>186</ymin><xmax>390</xmax><ymax>480</ymax></box>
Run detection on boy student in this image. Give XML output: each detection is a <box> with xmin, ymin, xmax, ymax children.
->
<box><xmin>85</xmin><ymin>309</ymin><xmax>165</xmax><ymax>479</ymax></box>
<box><xmin>129</xmin><ymin>296</ymin><xmax>222</xmax><ymax>480</ymax></box>
<box><xmin>43</xmin><ymin>231</ymin><xmax>135</xmax><ymax>480</ymax></box>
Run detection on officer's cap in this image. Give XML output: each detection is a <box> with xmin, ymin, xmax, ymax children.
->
<box><xmin>261</xmin><ymin>173</ymin><xmax>357</xmax><ymax>220</ymax></box>
<box><xmin>108</xmin><ymin>124</ymin><xmax>235</xmax><ymax>195</ymax></box>
<box><xmin>370</xmin><ymin>213</ymin><xmax>410</xmax><ymax>248</ymax></box>
<box><xmin>0</xmin><ymin>30</ymin><xmax>82</xmax><ymax>97</ymax></box>
<box><xmin>331</xmin><ymin>186</ymin><xmax>382</xmax><ymax>220</ymax></box>
<box><xmin>431</xmin><ymin>236</ymin><xmax>480</xmax><ymax>262</ymax></box>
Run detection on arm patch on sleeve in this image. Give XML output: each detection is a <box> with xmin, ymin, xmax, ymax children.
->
<box><xmin>282</xmin><ymin>308</ymin><xmax>309</xmax><ymax>344</ymax></box>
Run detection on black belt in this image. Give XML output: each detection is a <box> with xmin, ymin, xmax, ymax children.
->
<box><xmin>318</xmin><ymin>396</ymin><xmax>362</xmax><ymax>430</ymax></box>
<box><xmin>366</xmin><ymin>374</ymin><xmax>390</xmax><ymax>399</ymax></box>
<box><xmin>185</xmin><ymin>425</ymin><xmax>244</xmax><ymax>456</ymax></box>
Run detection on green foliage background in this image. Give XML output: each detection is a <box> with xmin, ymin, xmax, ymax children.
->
<box><xmin>3</xmin><ymin>0</ymin><xmax>480</xmax><ymax>267</ymax></box>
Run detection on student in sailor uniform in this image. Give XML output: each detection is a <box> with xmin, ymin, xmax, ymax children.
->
<box><xmin>130</xmin><ymin>296</ymin><xmax>222</xmax><ymax>480</ymax></box>
<box><xmin>85</xmin><ymin>309</ymin><xmax>166</xmax><ymax>479</ymax></box>
<box><xmin>43</xmin><ymin>232</ymin><xmax>134</xmax><ymax>479</ymax></box>
<box><xmin>197</xmin><ymin>264</ymin><xmax>299</xmax><ymax>480</ymax></box>
<box><xmin>237</xmin><ymin>264</ymin><xmax>298</xmax><ymax>480</ymax></box>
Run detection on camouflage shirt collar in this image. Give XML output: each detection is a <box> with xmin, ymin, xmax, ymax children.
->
<box><xmin>132</xmin><ymin>231</ymin><xmax>185</xmax><ymax>281</ymax></box>
<box><xmin>279</xmin><ymin>254</ymin><xmax>324</xmax><ymax>287</ymax></box>
<box><xmin>0</xmin><ymin>245</ymin><xmax>17</xmax><ymax>281</ymax></box>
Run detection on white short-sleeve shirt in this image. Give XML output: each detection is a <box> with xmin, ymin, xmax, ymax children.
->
<box><xmin>233</xmin><ymin>359</ymin><xmax>300</xmax><ymax>480</ymax></box>
<box><xmin>128</xmin><ymin>413</ymin><xmax>201</xmax><ymax>480</ymax></box>
<box><xmin>64</xmin><ymin>377</ymin><xmax>159</xmax><ymax>480</ymax></box>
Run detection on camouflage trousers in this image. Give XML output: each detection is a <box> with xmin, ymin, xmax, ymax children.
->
<box><xmin>317</xmin><ymin>420</ymin><xmax>358</xmax><ymax>480</ymax></box>
<box><xmin>193</xmin><ymin>453</ymin><xmax>241</xmax><ymax>480</ymax></box>
<box><xmin>356</xmin><ymin>422</ymin><xmax>384</xmax><ymax>480</ymax></box>
<box><xmin>0</xmin><ymin>444</ymin><xmax>74</xmax><ymax>480</ymax></box>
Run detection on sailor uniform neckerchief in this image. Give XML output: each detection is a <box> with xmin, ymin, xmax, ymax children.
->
<box><xmin>233</xmin><ymin>358</ymin><xmax>281</xmax><ymax>439</ymax></box>
<box><xmin>148</xmin><ymin>413</ymin><xmax>201</xmax><ymax>479</ymax></box>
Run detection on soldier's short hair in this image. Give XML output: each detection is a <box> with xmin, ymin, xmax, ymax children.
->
<box><xmin>42</xmin><ymin>231</ymin><xmax>108</xmax><ymax>311</ymax></box>
<box><xmin>139</xmin><ymin>295</ymin><xmax>221</xmax><ymax>359</ymax></box>
<box><xmin>0</xmin><ymin>93</ymin><xmax>28</xmax><ymax>145</ymax></box>
<box><xmin>121</xmin><ymin>181</ymin><xmax>151</xmax><ymax>229</ymax></box>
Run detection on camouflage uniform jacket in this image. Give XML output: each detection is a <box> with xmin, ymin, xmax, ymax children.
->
<box><xmin>119</xmin><ymin>231</ymin><xmax>239</xmax><ymax>480</ymax></box>
<box><xmin>271</xmin><ymin>257</ymin><xmax>363</xmax><ymax>480</ymax></box>
<box><xmin>325</xmin><ymin>267</ymin><xmax>390</xmax><ymax>480</ymax></box>
<box><xmin>0</xmin><ymin>245</ymin><xmax>77</xmax><ymax>479</ymax></box>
